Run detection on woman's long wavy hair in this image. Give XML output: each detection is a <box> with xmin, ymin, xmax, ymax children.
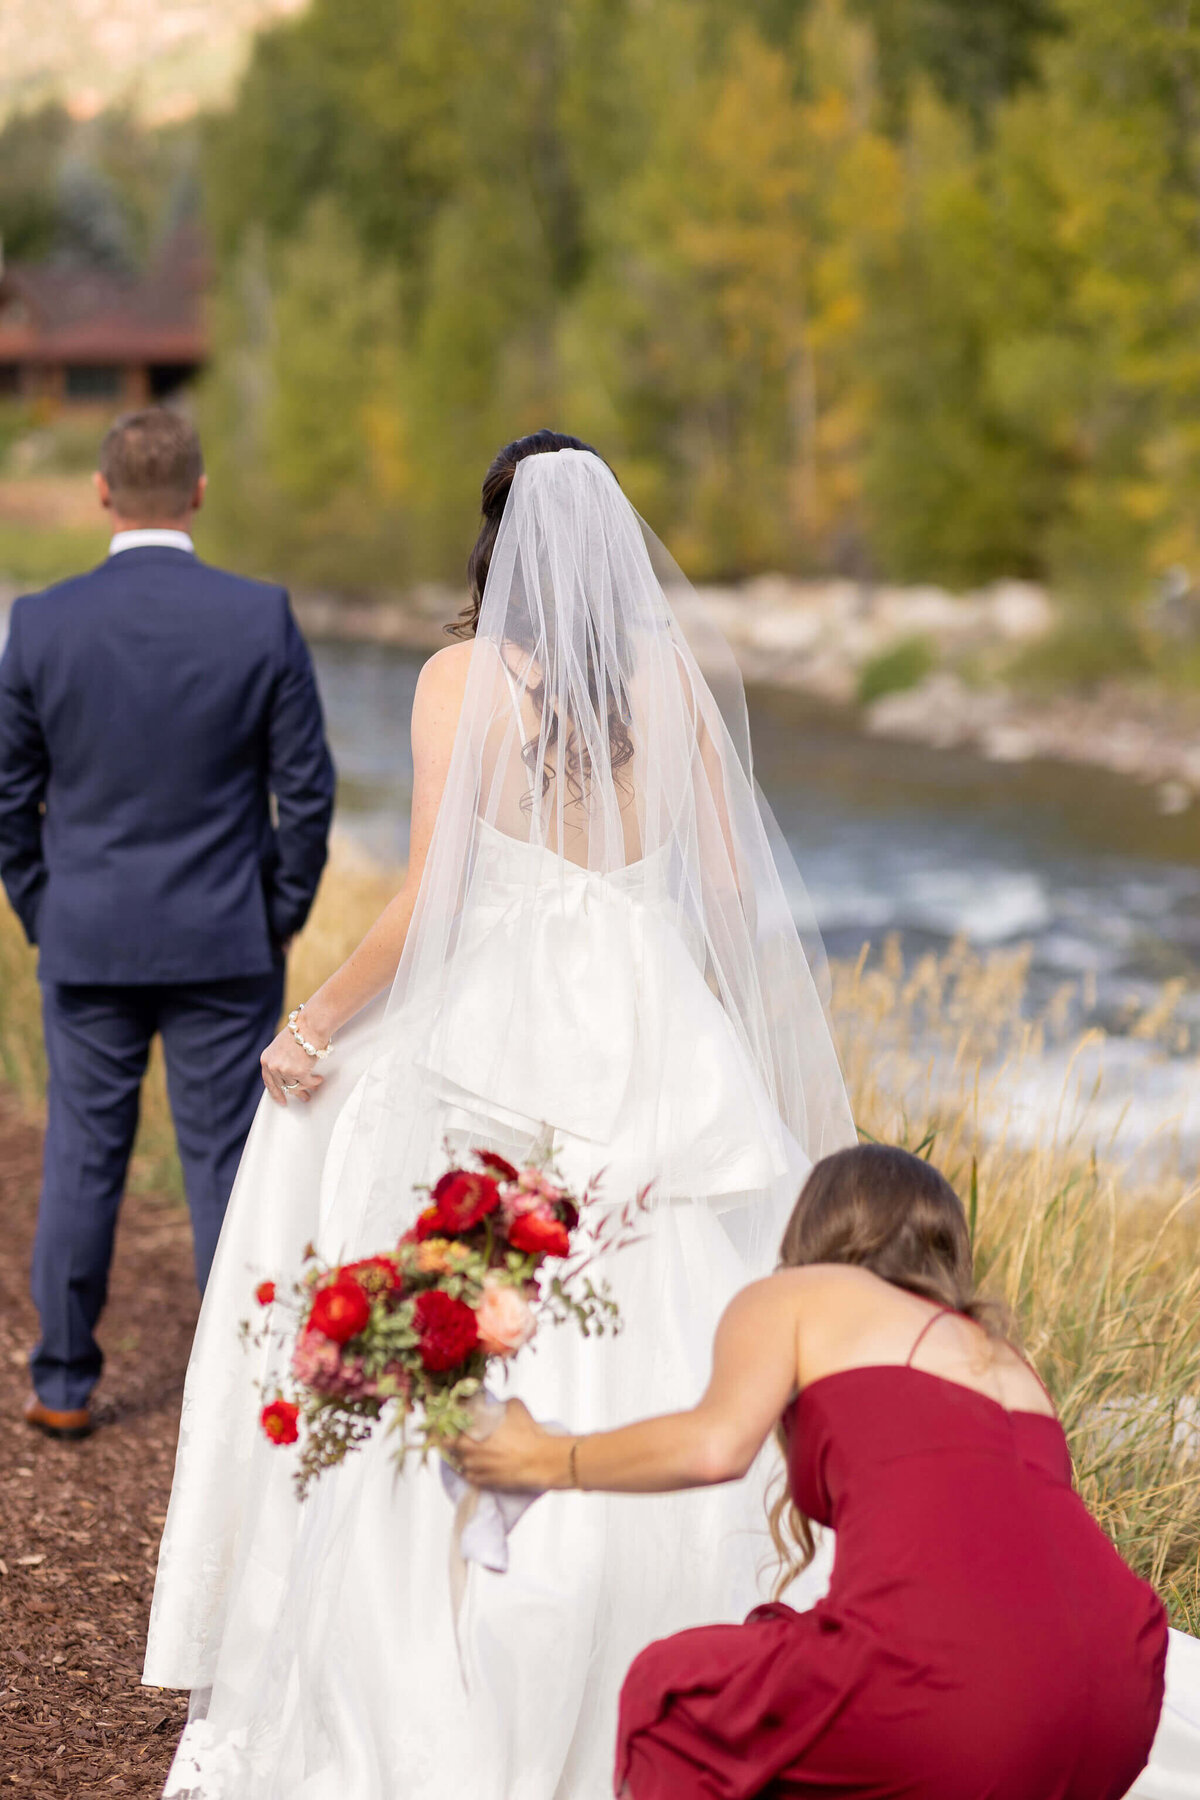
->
<box><xmin>768</xmin><ymin>1144</ymin><xmax>1009</xmax><ymax>1597</ymax></box>
<box><xmin>449</xmin><ymin>429</ymin><xmax>636</xmax><ymax>806</ymax></box>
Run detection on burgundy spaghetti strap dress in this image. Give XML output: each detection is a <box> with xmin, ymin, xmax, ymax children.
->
<box><xmin>617</xmin><ymin>1320</ymin><xmax>1167</xmax><ymax>1800</ymax></box>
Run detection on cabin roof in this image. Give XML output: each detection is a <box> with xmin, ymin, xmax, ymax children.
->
<box><xmin>0</xmin><ymin>227</ymin><xmax>208</xmax><ymax>365</ymax></box>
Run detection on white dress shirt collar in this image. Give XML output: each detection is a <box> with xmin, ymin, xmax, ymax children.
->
<box><xmin>108</xmin><ymin>528</ymin><xmax>195</xmax><ymax>557</ymax></box>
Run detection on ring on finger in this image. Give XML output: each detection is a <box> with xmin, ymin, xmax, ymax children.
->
<box><xmin>281</xmin><ymin>1078</ymin><xmax>302</xmax><ymax>1092</ymax></box>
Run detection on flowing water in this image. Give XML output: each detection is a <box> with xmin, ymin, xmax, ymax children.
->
<box><xmin>315</xmin><ymin>642</ymin><xmax>1200</xmax><ymax>991</ymax></box>
<box><xmin>315</xmin><ymin>641</ymin><xmax>1200</xmax><ymax>1161</ymax></box>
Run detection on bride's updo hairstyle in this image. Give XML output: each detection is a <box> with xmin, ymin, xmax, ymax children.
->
<box><xmin>450</xmin><ymin>428</ymin><xmax>635</xmax><ymax>806</ymax></box>
<box><xmin>768</xmin><ymin>1144</ymin><xmax>1008</xmax><ymax>1593</ymax></box>
<box><xmin>448</xmin><ymin>429</ymin><xmax>604</xmax><ymax>641</ymax></box>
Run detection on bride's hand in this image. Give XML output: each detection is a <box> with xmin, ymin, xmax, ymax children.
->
<box><xmin>452</xmin><ymin>1400</ymin><xmax>553</xmax><ymax>1490</ymax></box>
<box><xmin>260</xmin><ymin>1025</ymin><xmax>324</xmax><ymax>1107</ymax></box>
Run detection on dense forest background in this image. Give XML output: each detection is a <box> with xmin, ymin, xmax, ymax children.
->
<box><xmin>6</xmin><ymin>0</ymin><xmax>1200</xmax><ymax>668</ymax></box>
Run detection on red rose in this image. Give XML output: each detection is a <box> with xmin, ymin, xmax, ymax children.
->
<box><xmin>413</xmin><ymin>1288</ymin><xmax>480</xmax><ymax>1371</ymax></box>
<box><xmin>255</xmin><ymin>1279</ymin><xmax>276</xmax><ymax>1306</ymax></box>
<box><xmin>261</xmin><ymin>1399</ymin><xmax>300</xmax><ymax>1445</ymax></box>
<box><xmin>342</xmin><ymin>1255</ymin><xmax>403</xmax><ymax>1296</ymax></box>
<box><xmin>411</xmin><ymin>1205</ymin><xmax>444</xmax><ymax>1242</ymax></box>
<box><xmin>308</xmin><ymin>1274</ymin><xmax>371</xmax><ymax>1344</ymax></box>
<box><xmin>476</xmin><ymin>1151</ymin><xmax>520</xmax><ymax>1181</ymax></box>
<box><xmin>508</xmin><ymin>1210</ymin><xmax>571</xmax><ymax>1258</ymax></box>
<box><xmin>431</xmin><ymin>1171</ymin><xmax>502</xmax><ymax>1233</ymax></box>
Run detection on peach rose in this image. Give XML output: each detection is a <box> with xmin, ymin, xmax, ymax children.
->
<box><xmin>475</xmin><ymin>1277</ymin><xmax>536</xmax><ymax>1358</ymax></box>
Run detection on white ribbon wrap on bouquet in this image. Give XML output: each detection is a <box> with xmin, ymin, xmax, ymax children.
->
<box><xmin>439</xmin><ymin>1390</ymin><xmax>564</xmax><ymax>1688</ymax></box>
<box><xmin>439</xmin><ymin>1391</ymin><xmax>548</xmax><ymax>1579</ymax></box>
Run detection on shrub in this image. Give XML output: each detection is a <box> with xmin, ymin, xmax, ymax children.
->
<box><xmin>856</xmin><ymin>634</ymin><xmax>937</xmax><ymax>705</ymax></box>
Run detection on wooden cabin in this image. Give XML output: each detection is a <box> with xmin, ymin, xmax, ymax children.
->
<box><xmin>0</xmin><ymin>226</ymin><xmax>208</xmax><ymax>410</ymax></box>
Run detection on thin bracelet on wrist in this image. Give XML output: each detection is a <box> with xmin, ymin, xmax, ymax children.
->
<box><xmin>287</xmin><ymin>1006</ymin><xmax>334</xmax><ymax>1061</ymax></box>
<box><xmin>568</xmin><ymin>1438</ymin><xmax>584</xmax><ymax>1490</ymax></box>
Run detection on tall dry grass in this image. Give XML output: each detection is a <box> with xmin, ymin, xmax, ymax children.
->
<box><xmin>835</xmin><ymin>938</ymin><xmax>1200</xmax><ymax>1631</ymax></box>
<box><xmin>0</xmin><ymin>838</ymin><xmax>399</xmax><ymax>1197</ymax></box>
<box><xmin>0</xmin><ymin>865</ymin><xmax>1196</xmax><ymax>1625</ymax></box>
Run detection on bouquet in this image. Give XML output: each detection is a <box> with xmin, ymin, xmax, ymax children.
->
<box><xmin>247</xmin><ymin>1146</ymin><xmax>646</xmax><ymax>1499</ymax></box>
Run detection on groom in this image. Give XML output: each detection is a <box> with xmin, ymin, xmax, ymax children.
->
<box><xmin>0</xmin><ymin>408</ymin><xmax>335</xmax><ymax>1439</ymax></box>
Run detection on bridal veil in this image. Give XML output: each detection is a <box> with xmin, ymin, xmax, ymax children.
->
<box><xmin>331</xmin><ymin>446</ymin><xmax>853</xmax><ymax>1262</ymax></box>
<box><xmin>144</xmin><ymin>446</ymin><xmax>854</xmax><ymax>1796</ymax></box>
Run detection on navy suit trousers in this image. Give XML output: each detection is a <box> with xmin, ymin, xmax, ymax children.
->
<box><xmin>31</xmin><ymin>972</ymin><xmax>284</xmax><ymax>1410</ymax></box>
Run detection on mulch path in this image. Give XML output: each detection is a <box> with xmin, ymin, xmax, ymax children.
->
<box><xmin>0</xmin><ymin>1095</ymin><xmax>195</xmax><ymax>1795</ymax></box>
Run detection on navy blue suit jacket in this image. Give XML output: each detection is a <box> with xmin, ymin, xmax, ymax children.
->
<box><xmin>0</xmin><ymin>546</ymin><xmax>335</xmax><ymax>985</ymax></box>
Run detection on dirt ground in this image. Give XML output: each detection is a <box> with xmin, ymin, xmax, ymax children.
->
<box><xmin>0</xmin><ymin>1095</ymin><xmax>194</xmax><ymax>1795</ymax></box>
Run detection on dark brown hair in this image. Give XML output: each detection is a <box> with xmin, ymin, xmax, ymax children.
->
<box><xmin>449</xmin><ymin>428</ymin><xmax>603</xmax><ymax>641</ymax></box>
<box><xmin>779</xmin><ymin>1145</ymin><xmax>992</xmax><ymax>1319</ymax></box>
<box><xmin>768</xmin><ymin>1145</ymin><xmax>1005</xmax><ymax>1593</ymax></box>
<box><xmin>451</xmin><ymin>429</ymin><xmax>635</xmax><ymax>808</ymax></box>
<box><xmin>98</xmin><ymin>408</ymin><xmax>204</xmax><ymax>521</ymax></box>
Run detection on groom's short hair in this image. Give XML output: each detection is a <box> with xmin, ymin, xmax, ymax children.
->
<box><xmin>99</xmin><ymin>408</ymin><xmax>204</xmax><ymax>520</ymax></box>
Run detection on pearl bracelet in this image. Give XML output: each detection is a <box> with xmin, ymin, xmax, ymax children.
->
<box><xmin>287</xmin><ymin>1007</ymin><xmax>333</xmax><ymax>1061</ymax></box>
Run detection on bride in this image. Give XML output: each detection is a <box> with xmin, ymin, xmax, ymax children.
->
<box><xmin>143</xmin><ymin>435</ymin><xmax>1200</xmax><ymax>1800</ymax></box>
<box><xmin>143</xmin><ymin>434</ymin><xmax>857</xmax><ymax>1798</ymax></box>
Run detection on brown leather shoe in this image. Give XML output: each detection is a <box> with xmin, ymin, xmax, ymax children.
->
<box><xmin>23</xmin><ymin>1394</ymin><xmax>94</xmax><ymax>1441</ymax></box>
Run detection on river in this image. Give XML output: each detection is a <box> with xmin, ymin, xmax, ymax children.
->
<box><xmin>315</xmin><ymin>642</ymin><xmax>1200</xmax><ymax>994</ymax></box>
<box><xmin>314</xmin><ymin>640</ymin><xmax>1200</xmax><ymax>1163</ymax></box>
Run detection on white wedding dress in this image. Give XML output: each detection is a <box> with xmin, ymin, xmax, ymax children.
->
<box><xmin>144</xmin><ymin>452</ymin><xmax>1200</xmax><ymax>1798</ymax></box>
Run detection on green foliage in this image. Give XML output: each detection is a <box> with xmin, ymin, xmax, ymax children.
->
<box><xmin>1010</xmin><ymin>609</ymin><xmax>1154</xmax><ymax>691</ymax></box>
<box><xmin>0</xmin><ymin>103</ymin><xmax>199</xmax><ymax>273</ymax></box>
<box><xmin>198</xmin><ymin>206</ymin><xmax>413</xmax><ymax>588</ymax></box>
<box><xmin>0</xmin><ymin>105</ymin><xmax>71</xmax><ymax>260</ymax></box>
<box><xmin>191</xmin><ymin>0</ymin><xmax>1200</xmax><ymax>649</ymax></box>
<box><xmin>0</xmin><ymin>403</ymin><xmax>35</xmax><ymax>468</ymax></box>
<box><xmin>851</xmin><ymin>0</ymin><xmax>1061</xmax><ymax>125</ymax></box>
<box><xmin>0</xmin><ymin>515</ymin><xmax>108</xmax><ymax>588</ymax></box>
<box><xmin>856</xmin><ymin>634</ymin><xmax>937</xmax><ymax>704</ymax></box>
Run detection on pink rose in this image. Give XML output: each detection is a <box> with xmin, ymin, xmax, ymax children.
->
<box><xmin>504</xmin><ymin>1187</ymin><xmax>563</xmax><ymax>1223</ymax></box>
<box><xmin>291</xmin><ymin>1328</ymin><xmax>344</xmax><ymax>1392</ymax></box>
<box><xmin>475</xmin><ymin>1277</ymin><xmax>536</xmax><ymax>1358</ymax></box>
<box><xmin>517</xmin><ymin>1168</ymin><xmax>565</xmax><ymax>1202</ymax></box>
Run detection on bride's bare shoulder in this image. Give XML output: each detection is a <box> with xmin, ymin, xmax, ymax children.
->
<box><xmin>416</xmin><ymin>641</ymin><xmax>476</xmax><ymax>693</ymax></box>
<box><xmin>406</xmin><ymin>644</ymin><xmax>474</xmax><ymax>756</ymax></box>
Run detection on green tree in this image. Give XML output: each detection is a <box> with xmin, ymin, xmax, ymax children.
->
<box><xmin>563</xmin><ymin>0</ymin><xmax>900</xmax><ymax>575</ymax></box>
<box><xmin>857</xmin><ymin>90</ymin><xmax>1062</xmax><ymax>586</ymax></box>
<box><xmin>0</xmin><ymin>102</ymin><xmax>199</xmax><ymax>272</ymax></box>
<box><xmin>0</xmin><ymin>105</ymin><xmax>71</xmax><ymax>262</ymax></box>
<box><xmin>201</xmin><ymin>202</ymin><xmax>411</xmax><ymax>588</ymax></box>
<box><xmin>852</xmin><ymin>0</ymin><xmax>1061</xmax><ymax>125</ymax></box>
<box><xmin>193</xmin><ymin>0</ymin><xmax>1200</xmax><ymax>633</ymax></box>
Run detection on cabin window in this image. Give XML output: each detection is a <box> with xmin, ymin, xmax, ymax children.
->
<box><xmin>64</xmin><ymin>364</ymin><xmax>123</xmax><ymax>400</ymax></box>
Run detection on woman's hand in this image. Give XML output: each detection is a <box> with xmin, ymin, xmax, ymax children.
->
<box><xmin>260</xmin><ymin>1023</ymin><xmax>325</xmax><ymax>1107</ymax></box>
<box><xmin>452</xmin><ymin>1400</ymin><xmax>563</xmax><ymax>1491</ymax></box>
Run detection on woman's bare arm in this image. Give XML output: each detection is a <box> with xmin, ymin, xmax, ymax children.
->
<box><xmin>455</xmin><ymin>1276</ymin><xmax>801</xmax><ymax>1493</ymax></box>
<box><xmin>260</xmin><ymin>644</ymin><xmax>471</xmax><ymax>1104</ymax></box>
